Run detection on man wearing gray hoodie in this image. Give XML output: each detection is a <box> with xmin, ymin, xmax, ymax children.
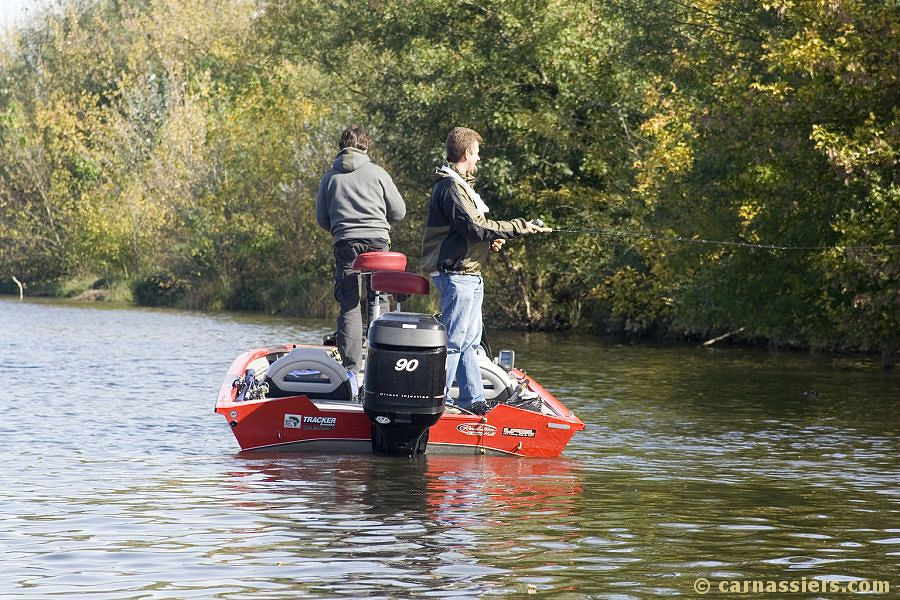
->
<box><xmin>316</xmin><ymin>126</ymin><xmax>406</xmax><ymax>379</ymax></box>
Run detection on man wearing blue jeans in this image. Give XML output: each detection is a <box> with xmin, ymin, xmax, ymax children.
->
<box><xmin>421</xmin><ymin>127</ymin><xmax>550</xmax><ymax>412</ymax></box>
<box><xmin>430</xmin><ymin>271</ymin><xmax>485</xmax><ymax>409</ymax></box>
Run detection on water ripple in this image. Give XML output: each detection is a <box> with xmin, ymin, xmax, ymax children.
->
<box><xmin>1</xmin><ymin>298</ymin><xmax>898</xmax><ymax>597</ymax></box>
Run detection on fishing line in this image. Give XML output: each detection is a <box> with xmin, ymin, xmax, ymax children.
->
<box><xmin>544</xmin><ymin>227</ymin><xmax>899</xmax><ymax>252</ymax></box>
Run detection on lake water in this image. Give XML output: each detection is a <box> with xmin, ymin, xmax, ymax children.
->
<box><xmin>1</xmin><ymin>297</ymin><xmax>897</xmax><ymax>598</ymax></box>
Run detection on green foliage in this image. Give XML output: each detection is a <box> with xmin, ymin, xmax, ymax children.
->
<box><xmin>0</xmin><ymin>0</ymin><xmax>896</xmax><ymax>358</ymax></box>
<box><xmin>132</xmin><ymin>273</ymin><xmax>188</xmax><ymax>307</ymax></box>
<box><xmin>610</xmin><ymin>0</ymin><xmax>899</xmax><ymax>355</ymax></box>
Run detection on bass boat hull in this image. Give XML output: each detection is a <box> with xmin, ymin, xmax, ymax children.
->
<box><xmin>216</xmin><ymin>344</ymin><xmax>583</xmax><ymax>458</ymax></box>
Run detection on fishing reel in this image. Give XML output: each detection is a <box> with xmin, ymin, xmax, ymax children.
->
<box><xmin>232</xmin><ymin>369</ymin><xmax>269</xmax><ymax>402</ymax></box>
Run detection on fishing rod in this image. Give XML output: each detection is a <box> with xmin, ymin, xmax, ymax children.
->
<box><xmin>531</xmin><ymin>221</ymin><xmax>899</xmax><ymax>252</ymax></box>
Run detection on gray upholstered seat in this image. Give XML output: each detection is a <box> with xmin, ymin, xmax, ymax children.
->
<box><xmin>265</xmin><ymin>347</ymin><xmax>353</xmax><ymax>401</ymax></box>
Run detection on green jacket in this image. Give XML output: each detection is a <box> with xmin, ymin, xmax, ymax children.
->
<box><xmin>421</xmin><ymin>166</ymin><xmax>528</xmax><ymax>275</ymax></box>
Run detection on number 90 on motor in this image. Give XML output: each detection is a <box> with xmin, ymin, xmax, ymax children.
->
<box><xmin>393</xmin><ymin>358</ymin><xmax>420</xmax><ymax>372</ymax></box>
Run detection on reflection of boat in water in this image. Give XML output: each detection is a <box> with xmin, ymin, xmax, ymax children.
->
<box><xmin>226</xmin><ymin>453</ymin><xmax>583</xmax><ymax>521</ymax></box>
<box><xmin>421</xmin><ymin>455</ymin><xmax>583</xmax><ymax>517</ymax></box>
<box><xmin>217</xmin><ymin>454</ymin><xmax>584</xmax><ymax>596</ymax></box>
<box><xmin>216</xmin><ymin>252</ymin><xmax>584</xmax><ymax>457</ymax></box>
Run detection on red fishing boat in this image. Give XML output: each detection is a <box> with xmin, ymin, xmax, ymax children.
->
<box><xmin>215</xmin><ymin>252</ymin><xmax>584</xmax><ymax>457</ymax></box>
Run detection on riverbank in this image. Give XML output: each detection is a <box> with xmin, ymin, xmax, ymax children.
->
<box><xmin>2</xmin><ymin>274</ymin><xmax>131</xmax><ymax>303</ymax></box>
<box><xmin>2</xmin><ymin>0</ymin><xmax>897</xmax><ymax>387</ymax></box>
<box><xmin>3</xmin><ymin>274</ymin><xmax>896</xmax><ymax>368</ymax></box>
<box><xmin>1</xmin><ymin>271</ymin><xmax>436</xmax><ymax>320</ymax></box>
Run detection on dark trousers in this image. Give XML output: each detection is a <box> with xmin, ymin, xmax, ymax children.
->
<box><xmin>333</xmin><ymin>239</ymin><xmax>389</xmax><ymax>373</ymax></box>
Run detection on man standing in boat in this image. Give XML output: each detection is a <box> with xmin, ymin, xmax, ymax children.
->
<box><xmin>316</xmin><ymin>125</ymin><xmax>406</xmax><ymax>382</ymax></box>
<box><xmin>421</xmin><ymin>127</ymin><xmax>549</xmax><ymax>413</ymax></box>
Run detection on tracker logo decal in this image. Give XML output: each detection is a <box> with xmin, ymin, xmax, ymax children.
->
<box><xmin>302</xmin><ymin>415</ymin><xmax>337</xmax><ymax>430</ymax></box>
<box><xmin>283</xmin><ymin>414</ymin><xmax>337</xmax><ymax>430</ymax></box>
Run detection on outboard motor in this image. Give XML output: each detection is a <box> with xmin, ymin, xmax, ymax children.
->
<box><xmin>364</xmin><ymin>312</ymin><xmax>447</xmax><ymax>454</ymax></box>
<box><xmin>361</xmin><ymin>270</ymin><xmax>446</xmax><ymax>455</ymax></box>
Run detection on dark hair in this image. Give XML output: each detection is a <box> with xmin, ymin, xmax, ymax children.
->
<box><xmin>445</xmin><ymin>127</ymin><xmax>483</xmax><ymax>163</ymax></box>
<box><xmin>339</xmin><ymin>125</ymin><xmax>372</xmax><ymax>151</ymax></box>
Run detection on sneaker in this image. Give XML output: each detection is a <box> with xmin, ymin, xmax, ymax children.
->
<box><xmin>469</xmin><ymin>400</ymin><xmax>491</xmax><ymax>415</ymax></box>
<box><xmin>347</xmin><ymin>370</ymin><xmax>361</xmax><ymax>401</ymax></box>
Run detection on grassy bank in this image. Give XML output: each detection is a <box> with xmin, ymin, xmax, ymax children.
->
<box><xmin>2</xmin><ymin>272</ymin><xmax>439</xmax><ymax>320</ymax></box>
<box><xmin>4</xmin><ymin>272</ymin><xmax>896</xmax><ymax>368</ymax></box>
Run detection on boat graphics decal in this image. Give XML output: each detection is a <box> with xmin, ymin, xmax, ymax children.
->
<box><xmin>457</xmin><ymin>423</ymin><xmax>497</xmax><ymax>437</ymax></box>
<box><xmin>283</xmin><ymin>414</ymin><xmax>338</xmax><ymax>430</ymax></box>
<box><xmin>502</xmin><ymin>427</ymin><xmax>536</xmax><ymax>438</ymax></box>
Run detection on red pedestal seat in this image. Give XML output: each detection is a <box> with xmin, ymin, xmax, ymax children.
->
<box><xmin>370</xmin><ymin>271</ymin><xmax>429</xmax><ymax>296</ymax></box>
<box><xmin>351</xmin><ymin>251</ymin><xmax>407</xmax><ymax>272</ymax></box>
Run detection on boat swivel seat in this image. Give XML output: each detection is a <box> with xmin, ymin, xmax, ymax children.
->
<box><xmin>362</xmin><ymin>270</ymin><xmax>447</xmax><ymax>455</ymax></box>
<box><xmin>350</xmin><ymin>251</ymin><xmax>408</xmax><ymax>322</ymax></box>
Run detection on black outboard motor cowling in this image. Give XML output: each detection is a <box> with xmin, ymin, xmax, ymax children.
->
<box><xmin>363</xmin><ymin>312</ymin><xmax>447</xmax><ymax>454</ymax></box>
